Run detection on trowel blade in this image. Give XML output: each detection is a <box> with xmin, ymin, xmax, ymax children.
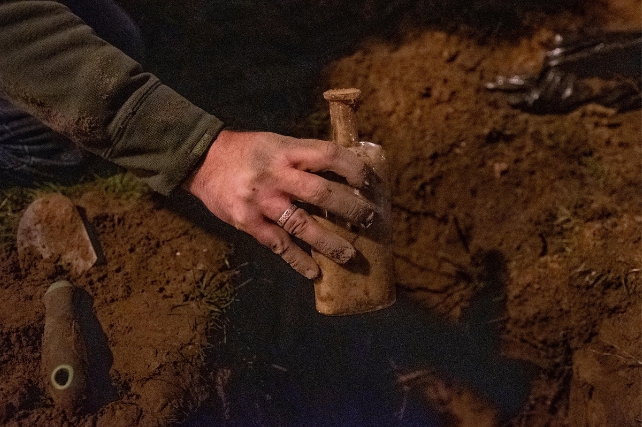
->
<box><xmin>17</xmin><ymin>193</ymin><xmax>98</xmax><ymax>276</ymax></box>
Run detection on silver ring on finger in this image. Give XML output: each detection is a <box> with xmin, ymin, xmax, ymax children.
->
<box><xmin>277</xmin><ymin>204</ymin><xmax>298</xmax><ymax>227</ymax></box>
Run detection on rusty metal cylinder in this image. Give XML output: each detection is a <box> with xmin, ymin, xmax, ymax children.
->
<box><xmin>311</xmin><ymin>88</ymin><xmax>396</xmax><ymax>315</ymax></box>
<box><xmin>42</xmin><ymin>280</ymin><xmax>88</xmax><ymax>413</ymax></box>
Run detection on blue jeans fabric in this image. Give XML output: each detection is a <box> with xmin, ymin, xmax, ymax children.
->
<box><xmin>0</xmin><ymin>0</ymin><xmax>145</xmax><ymax>187</ymax></box>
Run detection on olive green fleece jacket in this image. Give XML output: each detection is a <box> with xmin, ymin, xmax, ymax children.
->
<box><xmin>0</xmin><ymin>1</ymin><xmax>225</xmax><ymax>194</ymax></box>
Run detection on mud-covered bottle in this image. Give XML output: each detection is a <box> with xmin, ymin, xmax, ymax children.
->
<box><xmin>311</xmin><ymin>88</ymin><xmax>396</xmax><ymax>315</ymax></box>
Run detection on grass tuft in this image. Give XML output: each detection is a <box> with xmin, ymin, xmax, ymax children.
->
<box><xmin>191</xmin><ymin>267</ymin><xmax>237</xmax><ymax>329</ymax></box>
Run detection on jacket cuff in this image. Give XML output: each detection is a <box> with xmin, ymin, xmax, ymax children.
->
<box><xmin>105</xmin><ymin>77</ymin><xmax>225</xmax><ymax>195</ymax></box>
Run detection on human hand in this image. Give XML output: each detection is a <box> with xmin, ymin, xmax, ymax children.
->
<box><xmin>183</xmin><ymin>130</ymin><xmax>377</xmax><ymax>279</ymax></box>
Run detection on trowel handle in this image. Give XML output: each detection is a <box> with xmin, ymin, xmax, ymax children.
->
<box><xmin>323</xmin><ymin>88</ymin><xmax>361</xmax><ymax>147</ymax></box>
<box><xmin>42</xmin><ymin>281</ymin><xmax>88</xmax><ymax>413</ymax></box>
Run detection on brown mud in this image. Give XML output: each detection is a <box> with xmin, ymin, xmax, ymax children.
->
<box><xmin>1</xmin><ymin>0</ymin><xmax>641</xmax><ymax>426</ymax></box>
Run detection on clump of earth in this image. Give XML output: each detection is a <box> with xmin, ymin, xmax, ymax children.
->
<box><xmin>0</xmin><ymin>0</ymin><xmax>640</xmax><ymax>426</ymax></box>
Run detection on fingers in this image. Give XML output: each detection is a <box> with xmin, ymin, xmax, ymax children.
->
<box><xmin>270</xmin><ymin>203</ymin><xmax>356</xmax><ymax>264</ymax></box>
<box><xmin>279</xmin><ymin>169</ymin><xmax>376</xmax><ymax>228</ymax></box>
<box><xmin>243</xmin><ymin>204</ymin><xmax>358</xmax><ymax>280</ymax></box>
<box><xmin>247</xmin><ymin>219</ymin><xmax>320</xmax><ymax>280</ymax></box>
<box><xmin>283</xmin><ymin>137</ymin><xmax>373</xmax><ymax>188</ymax></box>
<box><xmin>185</xmin><ymin>131</ymin><xmax>379</xmax><ymax>279</ymax></box>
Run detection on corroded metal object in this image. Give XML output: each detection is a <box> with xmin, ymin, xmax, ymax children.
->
<box><xmin>486</xmin><ymin>31</ymin><xmax>641</xmax><ymax>113</ymax></box>
<box><xmin>311</xmin><ymin>88</ymin><xmax>396</xmax><ymax>315</ymax></box>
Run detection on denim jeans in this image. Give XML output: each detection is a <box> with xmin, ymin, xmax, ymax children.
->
<box><xmin>0</xmin><ymin>0</ymin><xmax>145</xmax><ymax>187</ymax></box>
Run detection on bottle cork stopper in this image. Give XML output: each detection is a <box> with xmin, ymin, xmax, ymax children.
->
<box><xmin>323</xmin><ymin>88</ymin><xmax>362</xmax><ymax>104</ymax></box>
<box><xmin>323</xmin><ymin>88</ymin><xmax>362</xmax><ymax>148</ymax></box>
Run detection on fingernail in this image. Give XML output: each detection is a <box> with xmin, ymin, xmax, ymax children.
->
<box><xmin>336</xmin><ymin>245</ymin><xmax>356</xmax><ymax>264</ymax></box>
<box><xmin>361</xmin><ymin>167</ymin><xmax>374</xmax><ymax>189</ymax></box>
<box><xmin>361</xmin><ymin>210</ymin><xmax>375</xmax><ymax>229</ymax></box>
<box><xmin>304</xmin><ymin>266</ymin><xmax>319</xmax><ymax>280</ymax></box>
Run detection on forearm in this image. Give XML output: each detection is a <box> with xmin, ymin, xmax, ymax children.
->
<box><xmin>0</xmin><ymin>1</ymin><xmax>224</xmax><ymax>194</ymax></box>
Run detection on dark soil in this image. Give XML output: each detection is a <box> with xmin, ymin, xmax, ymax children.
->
<box><xmin>1</xmin><ymin>0</ymin><xmax>640</xmax><ymax>426</ymax></box>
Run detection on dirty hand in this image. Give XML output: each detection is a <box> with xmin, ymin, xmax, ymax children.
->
<box><xmin>183</xmin><ymin>130</ymin><xmax>376</xmax><ymax>279</ymax></box>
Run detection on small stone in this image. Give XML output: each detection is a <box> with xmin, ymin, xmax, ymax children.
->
<box><xmin>493</xmin><ymin>162</ymin><xmax>509</xmax><ymax>178</ymax></box>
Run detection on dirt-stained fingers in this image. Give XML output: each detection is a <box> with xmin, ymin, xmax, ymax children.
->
<box><xmin>283</xmin><ymin>137</ymin><xmax>375</xmax><ymax>189</ymax></box>
<box><xmin>271</xmin><ymin>203</ymin><xmax>356</xmax><ymax>265</ymax></box>
<box><xmin>246</xmin><ymin>219</ymin><xmax>320</xmax><ymax>279</ymax></box>
<box><xmin>280</xmin><ymin>169</ymin><xmax>377</xmax><ymax>229</ymax></box>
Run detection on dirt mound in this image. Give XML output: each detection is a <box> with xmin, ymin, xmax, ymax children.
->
<box><xmin>324</xmin><ymin>6</ymin><xmax>641</xmax><ymax>425</ymax></box>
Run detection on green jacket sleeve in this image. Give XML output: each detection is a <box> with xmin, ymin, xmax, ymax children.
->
<box><xmin>0</xmin><ymin>0</ymin><xmax>225</xmax><ymax>194</ymax></box>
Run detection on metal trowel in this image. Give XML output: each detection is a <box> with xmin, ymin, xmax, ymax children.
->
<box><xmin>16</xmin><ymin>192</ymin><xmax>100</xmax><ymax>276</ymax></box>
<box><xmin>17</xmin><ymin>193</ymin><xmax>102</xmax><ymax>413</ymax></box>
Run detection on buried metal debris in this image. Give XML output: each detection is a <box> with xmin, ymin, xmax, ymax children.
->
<box><xmin>486</xmin><ymin>31</ymin><xmax>641</xmax><ymax>113</ymax></box>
